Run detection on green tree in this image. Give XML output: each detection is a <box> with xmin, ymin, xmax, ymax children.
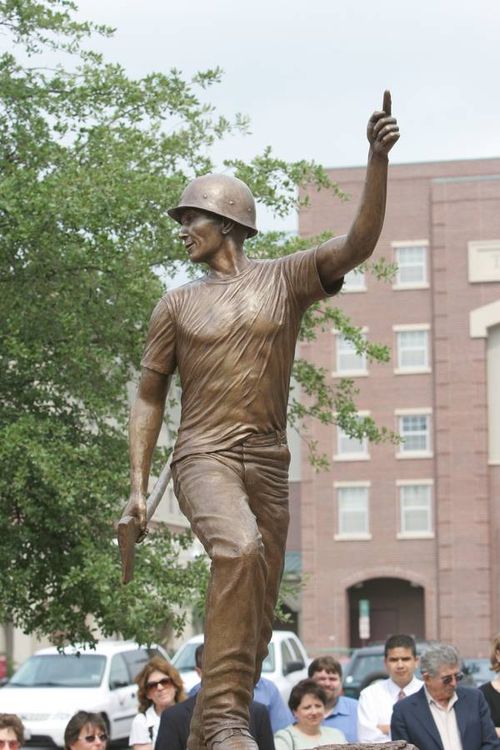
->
<box><xmin>0</xmin><ymin>0</ymin><xmax>395</xmax><ymax>647</ymax></box>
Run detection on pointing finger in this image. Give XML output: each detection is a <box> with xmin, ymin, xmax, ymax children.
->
<box><xmin>383</xmin><ymin>90</ymin><xmax>392</xmax><ymax>116</ymax></box>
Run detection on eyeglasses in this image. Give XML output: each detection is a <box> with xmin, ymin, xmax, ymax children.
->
<box><xmin>439</xmin><ymin>671</ymin><xmax>464</xmax><ymax>685</ymax></box>
<box><xmin>0</xmin><ymin>741</ymin><xmax>21</xmax><ymax>750</ymax></box>
<box><xmin>80</xmin><ymin>734</ymin><xmax>108</xmax><ymax>744</ymax></box>
<box><xmin>146</xmin><ymin>676</ymin><xmax>173</xmax><ymax>690</ymax></box>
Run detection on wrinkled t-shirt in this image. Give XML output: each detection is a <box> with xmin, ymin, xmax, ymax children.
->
<box><xmin>141</xmin><ymin>247</ymin><xmax>342</xmax><ymax>463</ymax></box>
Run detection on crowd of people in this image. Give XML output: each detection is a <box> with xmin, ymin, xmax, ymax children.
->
<box><xmin>1</xmin><ymin>632</ymin><xmax>499</xmax><ymax>750</ymax></box>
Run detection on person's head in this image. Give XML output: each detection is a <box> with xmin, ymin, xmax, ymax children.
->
<box><xmin>136</xmin><ymin>656</ymin><xmax>186</xmax><ymax>714</ymax></box>
<box><xmin>308</xmin><ymin>656</ymin><xmax>343</xmax><ymax>705</ymax></box>
<box><xmin>288</xmin><ymin>679</ymin><xmax>327</xmax><ymax>731</ymax></box>
<box><xmin>383</xmin><ymin>634</ymin><xmax>419</xmax><ymax>689</ymax></box>
<box><xmin>194</xmin><ymin>643</ymin><xmax>204</xmax><ymax>678</ymax></box>
<box><xmin>168</xmin><ymin>174</ymin><xmax>257</xmax><ymax>263</ymax></box>
<box><xmin>489</xmin><ymin>634</ymin><xmax>500</xmax><ymax>673</ymax></box>
<box><xmin>0</xmin><ymin>714</ymin><xmax>24</xmax><ymax>750</ymax></box>
<box><xmin>64</xmin><ymin>711</ymin><xmax>107</xmax><ymax>750</ymax></box>
<box><xmin>420</xmin><ymin>643</ymin><xmax>463</xmax><ymax>704</ymax></box>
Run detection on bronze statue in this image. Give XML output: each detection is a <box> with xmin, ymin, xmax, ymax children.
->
<box><xmin>119</xmin><ymin>91</ymin><xmax>399</xmax><ymax>750</ymax></box>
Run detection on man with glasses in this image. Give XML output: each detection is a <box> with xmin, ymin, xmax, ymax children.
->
<box><xmin>391</xmin><ymin>643</ymin><xmax>500</xmax><ymax>750</ymax></box>
<box><xmin>0</xmin><ymin>715</ymin><xmax>24</xmax><ymax>750</ymax></box>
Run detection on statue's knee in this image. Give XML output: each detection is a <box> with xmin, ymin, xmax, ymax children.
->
<box><xmin>212</xmin><ymin>534</ymin><xmax>263</xmax><ymax>563</ymax></box>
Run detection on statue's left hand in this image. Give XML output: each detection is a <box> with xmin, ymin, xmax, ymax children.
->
<box><xmin>367</xmin><ymin>90</ymin><xmax>400</xmax><ymax>155</ymax></box>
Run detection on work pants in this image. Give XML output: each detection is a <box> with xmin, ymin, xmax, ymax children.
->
<box><xmin>172</xmin><ymin>432</ymin><xmax>290</xmax><ymax>750</ymax></box>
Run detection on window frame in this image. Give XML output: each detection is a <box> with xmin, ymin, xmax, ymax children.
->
<box><xmin>393</xmin><ymin>324</ymin><xmax>431</xmax><ymax>374</ymax></box>
<box><xmin>397</xmin><ymin>480</ymin><xmax>434</xmax><ymax>539</ymax></box>
<box><xmin>334</xmin><ymin>482</ymin><xmax>371</xmax><ymax>540</ymax></box>
<box><xmin>342</xmin><ymin>267</ymin><xmax>367</xmax><ymax>293</ymax></box>
<box><xmin>396</xmin><ymin>409</ymin><xmax>433</xmax><ymax>458</ymax></box>
<box><xmin>333</xmin><ymin>329</ymin><xmax>369</xmax><ymax>377</ymax></box>
<box><xmin>392</xmin><ymin>241</ymin><xmax>429</xmax><ymax>290</ymax></box>
<box><xmin>334</xmin><ymin>412</ymin><xmax>371</xmax><ymax>461</ymax></box>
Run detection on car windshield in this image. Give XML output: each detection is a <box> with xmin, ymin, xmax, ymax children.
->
<box><xmin>9</xmin><ymin>654</ymin><xmax>106</xmax><ymax>688</ymax></box>
<box><xmin>346</xmin><ymin>653</ymin><xmax>384</xmax><ymax>682</ymax></box>
<box><xmin>172</xmin><ymin>643</ymin><xmax>198</xmax><ymax>671</ymax></box>
<box><xmin>261</xmin><ymin>643</ymin><xmax>275</xmax><ymax>673</ymax></box>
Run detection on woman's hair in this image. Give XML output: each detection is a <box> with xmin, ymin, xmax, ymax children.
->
<box><xmin>490</xmin><ymin>634</ymin><xmax>500</xmax><ymax>673</ymax></box>
<box><xmin>0</xmin><ymin>715</ymin><xmax>24</xmax><ymax>744</ymax></box>
<box><xmin>64</xmin><ymin>712</ymin><xmax>107</xmax><ymax>750</ymax></box>
<box><xmin>136</xmin><ymin>656</ymin><xmax>186</xmax><ymax>713</ymax></box>
<box><xmin>288</xmin><ymin>679</ymin><xmax>327</xmax><ymax>713</ymax></box>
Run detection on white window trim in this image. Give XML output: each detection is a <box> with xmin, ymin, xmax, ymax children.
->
<box><xmin>335</xmin><ymin>481</ymin><xmax>371</xmax><ymax>541</ymax></box>
<box><xmin>332</xmin><ymin>327</ymin><xmax>369</xmax><ymax>377</ymax></box>
<box><xmin>393</xmin><ymin>323</ymin><xmax>431</xmax><ymax>374</ymax></box>
<box><xmin>392</xmin><ymin>240</ymin><xmax>430</xmax><ymax>290</ymax></box>
<box><xmin>334</xmin><ymin>411</ymin><xmax>371</xmax><ymax>461</ymax></box>
<box><xmin>395</xmin><ymin>408</ymin><xmax>433</xmax><ymax>459</ymax></box>
<box><xmin>342</xmin><ymin>267</ymin><xmax>367</xmax><ymax>293</ymax></box>
<box><xmin>396</xmin><ymin>479</ymin><xmax>434</xmax><ymax>539</ymax></box>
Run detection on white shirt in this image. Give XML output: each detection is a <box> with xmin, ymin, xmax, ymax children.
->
<box><xmin>357</xmin><ymin>676</ymin><xmax>424</xmax><ymax>743</ymax></box>
<box><xmin>425</xmin><ymin>687</ymin><xmax>464</xmax><ymax>750</ymax></box>
<box><xmin>129</xmin><ymin>705</ymin><xmax>161</xmax><ymax>747</ymax></box>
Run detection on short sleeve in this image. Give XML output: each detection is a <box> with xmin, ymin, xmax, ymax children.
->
<box><xmin>280</xmin><ymin>247</ymin><xmax>343</xmax><ymax>309</ymax></box>
<box><xmin>141</xmin><ymin>296</ymin><xmax>177</xmax><ymax>375</ymax></box>
<box><xmin>129</xmin><ymin>713</ymin><xmax>150</xmax><ymax>746</ymax></box>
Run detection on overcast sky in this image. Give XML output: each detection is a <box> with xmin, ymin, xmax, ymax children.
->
<box><xmin>65</xmin><ymin>1</ymin><xmax>500</xmax><ymax>229</ymax></box>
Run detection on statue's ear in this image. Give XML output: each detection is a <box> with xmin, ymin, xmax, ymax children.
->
<box><xmin>221</xmin><ymin>217</ymin><xmax>234</xmax><ymax>235</ymax></box>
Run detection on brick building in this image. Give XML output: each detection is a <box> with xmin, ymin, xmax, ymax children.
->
<box><xmin>296</xmin><ymin>157</ymin><xmax>500</xmax><ymax>658</ymax></box>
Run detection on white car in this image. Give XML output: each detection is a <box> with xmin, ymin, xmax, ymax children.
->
<box><xmin>171</xmin><ymin>630</ymin><xmax>309</xmax><ymax>702</ymax></box>
<box><xmin>0</xmin><ymin>640</ymin><xmax>167</xmax><ymax>747</ymax></box>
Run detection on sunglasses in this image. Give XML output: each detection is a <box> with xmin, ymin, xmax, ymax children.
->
<box><xmin>439</xmin><ymin>671</ymin><xmax>464</xmax><ymax>685</ymax></box>
<box><xmin>80</xmin><ymin>735</ymin><xmax>108</xmax><ymax>744</ymax></box>
<box><xmin>146</xmin><ymin>676</ymin><xmax>173</xmax><ymax>691</ymax></box>
<box><xmin>0</xmin><ymin>741</ymin><xmax>21</xmax><ymax>750</ymax></box>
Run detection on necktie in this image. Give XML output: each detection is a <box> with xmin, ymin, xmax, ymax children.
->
<box><xmin>397</xmin><ymin>689</ymin><xmax>406</xmax><ymax>701</ymax></box>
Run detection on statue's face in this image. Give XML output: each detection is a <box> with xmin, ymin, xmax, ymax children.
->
<box><xmin>178</xmin><ymin>208</ymin><xmax>224</xmax><ymax>265</ymax></box>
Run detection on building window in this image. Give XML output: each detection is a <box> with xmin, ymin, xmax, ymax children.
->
<box><xmin>393</xmin><ymin>243</ymin><xmax>428</xmax><ymax>288</ymax></box>
<box><xmin>335</xmin><ymin>332</ymin><xmax>368</xmax><ymax>375</ymax></box>
<box><xmin>396</xmin><ymin>411</ymin><xmax>432</xmax><ymax>457</ymax></box>
<box><xmin>394</xmin><ymin>326</ymin><xmax>430</xmax><ymax>372</ymax></box>
<box><xmin>335</xmin><ymin>423</ymin><xmax>369</xmax><ymax>461</ymax></box>
<box><xmin>343</xmin><ymin>267</ymin><xmax>366</xmax><ymax>292</ymax></box>
<box><xmin>398</xmin><ymin>482</ymin><xmax>433</xmax><ymax>538</ymax></box>
<box><xmin>335</xmin><ymin>484</ymin><xmax>370</xmax><ymax>539</ymax></box>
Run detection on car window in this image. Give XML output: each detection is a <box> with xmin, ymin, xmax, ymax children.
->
<box><xmin>172</xmin><ymin>642</ymin><xmax>198</xmax><ymax>671</ymax></box>
<box><xmin>346</xmin><ymin>653</ymin><xmax>385</xmax><ymax>682</ymax></box>
<box><xmin>280</xmin><ymin>640</ymin><xmax>294</xmax><ymax>671</ymax></box>
<box><xmin>288</xmin><ymin>638</ymin><xmax>303</xmax><ymax>663</ymax></box>
<box><xmin>122</xmin><ymin>648</ymin><xmax>150</xmax><ymax>681</ymax></box>
<box><xmin>109</xmin><ymin>653</ymin><xmax>131</xmax><ymax>688</ymax></box>
<box><xmin>9</xmin><ymin>654</ymin><xmax>106</xmax><ymax>688</ymax></box>
<box><xmin>261</xmin><ymin>643</ymin><xmax>275</xmax><ymax>673</ymax></box>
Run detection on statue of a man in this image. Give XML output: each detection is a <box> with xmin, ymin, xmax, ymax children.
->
<box><xmin>123</xmin><ymin>92</ymin><xmax>399</xmax><ymax>750</ymax></box>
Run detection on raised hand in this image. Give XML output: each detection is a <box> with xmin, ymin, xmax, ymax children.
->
<box><xmin>367</xmin><ymin>89</ymin><xmax>400</xmax><ymax>155</ymax></box>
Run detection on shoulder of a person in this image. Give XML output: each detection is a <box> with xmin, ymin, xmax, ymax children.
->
<box><xmin>338</xmin><ymin>694</ymin><xmax>358</xmax><ymax>707</ymax></box>
<box><xmin>360</xmin><ymin>678</ymin><xmax>389</xmax><ymax>698</ymax></box>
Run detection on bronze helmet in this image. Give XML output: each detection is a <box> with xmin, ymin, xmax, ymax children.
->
<box><xmin>167</xmin><ymin>174</ymin><xmax>258</xmax><ymax>238</ymax></box>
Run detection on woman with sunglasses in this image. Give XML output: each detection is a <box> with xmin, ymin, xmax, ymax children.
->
<box><xmin>0</xmin><ymin>714</ymin><xmax>24</xmax><ymax>750</ymax></box>
<box><xmin>64</xmin><ymin>711</ymin><xmax>108</xmax><ymax>750</ymax></box>
<box><xmin>130</xmin><ymin>656</ymin><xmax>186</xmax><ymax>750</ymax></box>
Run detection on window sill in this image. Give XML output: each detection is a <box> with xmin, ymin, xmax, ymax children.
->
<box><xmin>334</xmin><ymin>533</ymin><xmax>372</xmax><ymax>541</ymax></box>
<box><xmin>394</xmin><ymin>367</ymin><xmax>432</xmax><ymax>375</ymax></box>
<box><xmin>341</xmin><ymin>287</ymin><xmax>367</xmax><ymax>294</ymax></box>
<box><xmin>334</xmin><ymin>454</ymin><xmax>370</xmax><ymax>462</ymax></box>
<box><xmin>392</xmin><ymin>283</ymin><xmax>430</xmax><ymax>291</ymax></box>
<box><xmin>397</xmin><ymin>532</ymin><xmax>435</xmax><ymax>540</ymax></box>
<box><xmin>332</xmin><ymin>370</ymin><xmax>369</xmax><ymax>378</ymax></box>
<box><xmin>396</xmin><ymin>451</ymin><xmax>433</xmax><ymax>459</ymax></box>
